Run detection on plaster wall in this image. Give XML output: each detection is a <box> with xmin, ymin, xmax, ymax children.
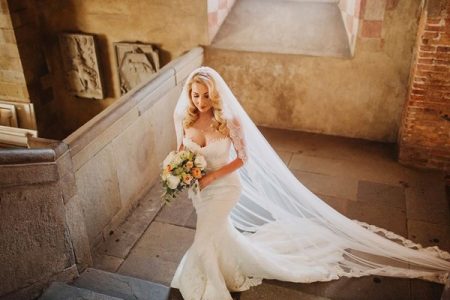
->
<box><xmin>205</xmin><ymin>0</ymin><xmax>420</xmax><ymax>142</ymax></box>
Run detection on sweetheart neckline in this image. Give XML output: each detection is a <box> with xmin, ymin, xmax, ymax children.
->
<box><xmin>183</xmin><ymin>136</ymin><xmax>230</xmax><ymax>149</ymax></box>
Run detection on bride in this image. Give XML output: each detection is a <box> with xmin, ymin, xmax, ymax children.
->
<box><xmin>169</xmin><ymin>66</ymin><xmax>450</xmax><ymax>299</ymax></box>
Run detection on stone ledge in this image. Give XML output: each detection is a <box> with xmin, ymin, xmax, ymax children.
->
<box><xmin>0</xmin><ymin>162</ymin><xmax>58</xmax><ymax>187</ymax></box>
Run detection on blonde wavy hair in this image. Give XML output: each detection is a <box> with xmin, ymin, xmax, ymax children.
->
<box><xmin>183</xmin><ymin>71</ymin><xmax>229</xmax><ymax>136</ymax></box>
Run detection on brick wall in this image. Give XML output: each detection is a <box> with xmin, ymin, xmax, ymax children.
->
<box><xmin>398</xmin><ymin>0</ymin><xmax>450</xmax><ymax>173</ymax></box>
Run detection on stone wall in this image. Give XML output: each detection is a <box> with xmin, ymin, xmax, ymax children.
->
<box><xmin>0</xmin><ymin>47</ymin><xmax>203</xmax><ymax>299</ymax></box>
<box><xmin>63</xmin><ymin>47</ymin><xmax>203</xmax><ymax>255</ymax></box>
<box><xmin>398</xmin><ymin>0</ymin><xmax>450</xmax><ymax>171</ymax></box>
<box><xmin>205</xmin><ymin>0</ymin><xmax>420</xmax><ymax>142</ymax></box>
<box><xmin>2</xmin><ymin>0</ymin><xmax>208</xmax><ymax>139</ymax></box>
<box><xmin>0</xmin><ymin>142</ymin><xmax>83</xmax><ymax>300</ymax></box>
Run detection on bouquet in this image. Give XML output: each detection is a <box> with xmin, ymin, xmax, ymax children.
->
<box><xmin>160</xmin><ymin>150</ymin><xmax>207</xmax><ymax>203</ymax></box>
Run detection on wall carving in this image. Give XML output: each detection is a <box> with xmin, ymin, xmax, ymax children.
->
<box><xmin>58</xmin><ymin>33</ymin><xmax>104</xmax><ymax>99</ymax></box>
<box><xmin>115</xmin><ymin>43</ymin><xmax>160</xmax><ymax>95</ymax></box>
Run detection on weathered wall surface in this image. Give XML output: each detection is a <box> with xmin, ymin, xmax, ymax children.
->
<box><xmin>44</xmin><ymin>0</ymin><xmax>207</xmax><ymax>138</ymax></box>
<box><xmin>4</xmin><ymin>0</ymin><xmax>207</xmax><ymax>139</ymax></box>
<box><xmin>398</xmin><ymin>0</ymin><xmax>450</xmax><ymax>171</ymax></box>
<box><xmin>0</xmin><ymin>144</ymin><xmax>84</xmax><ymax>299</ymax></box>
<box><xmin>205</xmin><ymin>0</ymin><xmax>420</xmax><ymax>142</ymax></box>
<box><xmin>64</xmin><ymin>48</ymin><xmax>203</xmax><ymax>254</ymax></box>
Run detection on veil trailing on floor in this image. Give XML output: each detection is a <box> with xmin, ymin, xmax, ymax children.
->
<box><xmin>173</xmin><ymin>66</ymin><xmax>450</xmax><ymax>284</ymax></box>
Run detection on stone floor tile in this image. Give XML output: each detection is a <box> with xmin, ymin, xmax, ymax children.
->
<box><xmin>118</xmin><ymin>221</ymin><xmax>194</xmax><ymax>286</ymax></box>
<box><xmin>292</xmin><ymin>169</ymin><xmax>358</xmax><ymax>201</ymax></box>
<box><xmin>289</xmin><ymin>154</ymin><xmax>352</xmax><ymax>177</ymax></box>
<box><xmin>99</xmin><ymin>185</ymin><xmax>163</xmax><ymax>259</ymax></box>
<box><xmin>155</xmin><ymin>191</ymin><xmax>195</xmax><ymax>228</ymax></box>
<box><xmin>273</xmin><ymin>148</ymin><xmax>293</xmax><ymax>165</ymax></box>
<box><xmin>345</xmin><ymin>200</ymin><xmax>408</xmax><ymax>236</ymax></box>
<box><xmin>410</xmin><ymin>279</ymin><xmax>444</xmax><ymax>300</ymax></box>
<box><xmin>316</xmin><ymin>194</ymin><xmax>352</xmax><ymax>215</ymax></box>
<box><xmin>261</xmin><ymin>127</ymin><xmax>395</xmax><ymax>164</ymax></box>
<box><xmin>92</xmin><ymin>254</ymin><xmax>124</xmax><ymax>273</ymax></box>
<box><xmin>168</xmin><ymin>288</ymin><xmax>241</xmax><ymax>300</ymax></box>
<box><xmin>185</xmin><ymin>210</ymin><xmax>197</xmax><ymax>229</ymax></box>
<box><xmin>265</xmin><ymin>276</ymin><xmax>412</xmax><ymax>300</ymax></box>
<box><xmin>357</xmin><ymin>180</ymin><xmax>406</xmax><ymax>209</ymax></box>
<box><xmin>407</xmin><ymin>220</ymin><xmax>450</xmax><ymax>253</ymax></box>
<box><xmin>240</xmin><ymin>281</ymin><xmax>329</xmax><ymax>300</ymax></box>
<box><xmin>405</xmin><ymin>176</ymin><xmax>450</xmax><ymax>226</ymax></box>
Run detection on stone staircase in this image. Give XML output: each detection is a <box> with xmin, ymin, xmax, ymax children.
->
<box><xmin>38</xmin><ymin>268</ymin><xmax>179</xmax><ymax>300</ymax></box>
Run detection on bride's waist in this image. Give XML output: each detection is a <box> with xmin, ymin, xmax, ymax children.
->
<box><xmin>206</xmin><ymin>168</ymin><xmax>240</xmax><ymax>185</ymax></box>
<box><xmin>205</xmin><ymin>160</ymin><xmax>231</xmax><ymax>172</ymax></box>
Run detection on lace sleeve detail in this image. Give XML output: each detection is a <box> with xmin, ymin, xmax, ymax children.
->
<box><xmin>228</xmin><ymin>118</ymin><xmax>248</xmax><ymax>164</ymax></box>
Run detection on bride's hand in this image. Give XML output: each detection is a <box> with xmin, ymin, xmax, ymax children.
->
<box><xmin>198</xmin><ymin>174</ymin><xmax>215</xmax><ymax>191</ymax></box>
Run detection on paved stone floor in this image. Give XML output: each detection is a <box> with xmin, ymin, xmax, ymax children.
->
<box><xmin>94</xmin><ymin>127</ymin><xmax>449</xmax><ymax>300</ymax></box>
<box><xmin>211</xmin><ymin>0</ymin><xmax>351</xmax><ymax>58</ymax></box>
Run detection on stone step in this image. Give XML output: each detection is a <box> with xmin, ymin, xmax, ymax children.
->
<box><xmin>39</xmin><ymin>281</ymin><xmax>122</xmax><ymax>300</ymax></box>
<box><xmin>72</xmin><ymin>268</ymin><xmax>170</xmax><ymax>300</ymax></box>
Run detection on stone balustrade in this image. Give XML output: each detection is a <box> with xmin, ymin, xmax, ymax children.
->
<box><xmin>0</xmin><ymin>47</ymin><xmax>203</xmax><ymax>299</ymax></box>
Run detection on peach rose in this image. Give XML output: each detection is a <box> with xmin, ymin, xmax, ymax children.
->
<box><xmin>191</xmin><ymin>167</ymin><xmax>202</xmax><ymax>179</ymax></box>
<box><xmin>182</xmin><ymin>174</ymin><xmax>193</xmax><ymax>185</ymax></box>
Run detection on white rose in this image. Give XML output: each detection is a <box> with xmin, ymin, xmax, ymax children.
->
<box><xmin>166</xmin><ymin>174</ymin><xmax>180</xmax><ymax>189</ymax></box>
<box><xmin>194</xmin><ymin>155</ymin><xmax>207</xmax><ymax>169</ymax></box>
<box><xmin>161</xmin><ymin>169</ymin><xmax>170</xmax><ymax>180</ymax></box>
<box><xmin>163</xmin><ymin>151</ymin><xmax>176</xmax><ymax>167</ymax></box>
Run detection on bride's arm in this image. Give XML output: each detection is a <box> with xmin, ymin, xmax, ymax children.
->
<box><xmin>199</xmin><ymin>157</ymin><xmax>243</xmax><ymax>190</ymax></box>
<box><xmin>199</xmin><ymin>118</ymin><xmax>247</xmax><ymax>190</ymax></box>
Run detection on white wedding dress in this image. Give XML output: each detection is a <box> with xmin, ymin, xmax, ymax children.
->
<box><xmin>169</xmin><ymin>66</ymin><xmax>450</xmax><ymax>300</ymax></box>
<box><xmin>171</xmin><ymin>136</ymin><xmax>340</xmax><ymax>299</ymax></box>
<box><xmin>170</xmin><ymin>136</ymin><xmax>436</xmax><ymax>300</ymax></box>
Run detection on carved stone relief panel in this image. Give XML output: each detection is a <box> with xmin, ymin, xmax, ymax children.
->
<box><xmin>114</xmin><ymin>42</ymin><xmax>160</xmax><ymax>95</ymax></box>
<box><xmin>58</xmin><ymin>33</ymin><xmax>104</xmax><ymax>99</ymax></box>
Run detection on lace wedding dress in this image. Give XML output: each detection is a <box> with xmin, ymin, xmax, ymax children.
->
<box><xmin>170</xmin><ymin>136</ymin><xmax>354</xmax><ymax>299</ymax></box>
<box><xmin>169</xmin><ymin>67</ymin><xmax>450</xmax><ymax>300</ymax></box>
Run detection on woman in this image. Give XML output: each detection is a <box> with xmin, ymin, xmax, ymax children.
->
<box><xmin>170</xmin><ymin>66</ymin><xmax>450</xmax><ymax>300</ymax></box>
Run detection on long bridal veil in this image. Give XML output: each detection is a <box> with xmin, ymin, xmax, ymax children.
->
<box><xmin>173</xmin><ymin>66</ymin><xmax>450</xmax><ymax>284</ymax></box>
